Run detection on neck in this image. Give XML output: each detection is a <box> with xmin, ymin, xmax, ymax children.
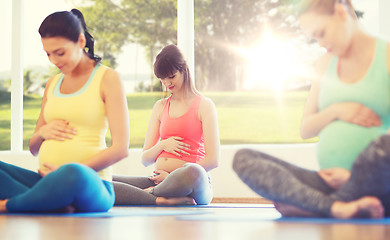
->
<box><xmin>340</xmin><ymin>27</ymin><xmax>374</xmax><ymax>60</ymax></box>
<box><xmin>68</xmin><ymin>53</ymin><xmax>95</xmax><ymax>78</ymax></box>
<box><xmin>171</xmin><ymin>90</ymin><xmax>196</xmax><ymax>101</ymax></box>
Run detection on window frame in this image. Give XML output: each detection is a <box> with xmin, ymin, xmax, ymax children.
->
<box><xmin>8</xmin><ymin>0</ymin><xmax>387</xmax><ymax>153</ymax></box>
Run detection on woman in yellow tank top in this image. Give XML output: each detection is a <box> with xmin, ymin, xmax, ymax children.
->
<box><xmin>0</xmin><ymin>9</ymin><xmax>129</xmax><ymax>213</ymax></box>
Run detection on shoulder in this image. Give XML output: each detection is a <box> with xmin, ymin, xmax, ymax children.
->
<box><xmin>151</xmin><ymin>97</ymin><xmax>169</xmax><ymax>119</ymax></box>
<box><xmin>198</xmin><ymin>95</ymin><xmax>217</xmax><ymax>115</ymax></box>
<box><xmin>42</xmin><ymin>74</ymin><xmax>60</xmax><ymax>96</ymax></box>
<box><xmin>100</xmin><ymin>66</ymin><xmax>121</xmax><ymax>84</ymax></box>
<box><xmin>153</xmin><ymin>98</ymin><xmax>167</xmax><ymax>110</ymax></box>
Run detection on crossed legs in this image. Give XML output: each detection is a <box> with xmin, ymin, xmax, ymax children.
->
<box><xmin>233</xmin><ymin>135</ymin><xmax>390</xmax><ymax>218</ymax></box>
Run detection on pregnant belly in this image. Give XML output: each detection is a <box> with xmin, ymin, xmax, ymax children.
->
<box><xmin>317</xmin><ymin>121</ymin><xmax>385</xmax><ymax>170</ymax></box>
<box><xmin>155</xmin><ymin>157</ymin><xmax>188</xmax><ymax>173</ymax></box>
<box><xmin>39</xmin><ymin>139</ymin><xmax>102</xmax><ymax>168</ymax></box>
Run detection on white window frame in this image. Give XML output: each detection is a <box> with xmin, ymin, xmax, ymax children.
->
<box><xmin>8</xmin><ymin>0</ymin><xmax>388</xmax><ymax>153</ymax></box>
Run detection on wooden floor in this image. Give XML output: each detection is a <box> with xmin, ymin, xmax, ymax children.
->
<box><xmin>1</xmin><ymin>203</ymin><xmax>390</xmax><ymax>240</ymax></box>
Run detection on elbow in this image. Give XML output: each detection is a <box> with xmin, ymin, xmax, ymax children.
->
<box><xmin>120</xmin><ymin>148</ymin><xmax>129</xmax><ymax>159</ymax></box>
<box><xmin>300</xmin><ymin>129</ymin><xmax>309</xmax><ymax>139</ymax></box>
<box><xmin>141</xmin><ymin>153</ymin><xmax>153</xmax><ymax>167</ymax></box>
<box><xmin>114</xmin><ymin>145</ymin><xmax>129</xmax><ymax>161</ymax></box>
<box><xmin>207</xmin><ymin>157</ymin><xmax>220</xmax><ymax>171</ymax></box>
<box><xmin>300</xmin><ymin>122</ymin><xmax>311</xmax><ymax>139</ymax></box>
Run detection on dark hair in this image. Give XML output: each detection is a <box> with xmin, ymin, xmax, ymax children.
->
<box><xmin>38</xmin><ymin>9</ymin><xmax>101</xmax><ymax>62</ymax></box>
<box><xmin>154</xmin><ymin>44</ymin><xmax>198</xmax><ymax>96</ymax></box>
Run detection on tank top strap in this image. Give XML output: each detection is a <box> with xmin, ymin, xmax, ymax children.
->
<box><xmin>47</xmin><ymin>73</ymin><xmax>63</xmax><ymax>98</ymax></box>
<box><xmin>162</xmin><ymin>95</ymin><xmax>172</xmax><ymax>115</ymax></box>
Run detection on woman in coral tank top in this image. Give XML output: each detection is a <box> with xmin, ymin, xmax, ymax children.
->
<box><xmin>113</xmin><ymin>45</ymin><xmax>220</xmax><ymax>205</ymax></box>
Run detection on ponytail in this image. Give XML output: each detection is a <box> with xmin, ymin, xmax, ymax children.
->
<box><xmin>39</xmin><ymin>9</ymin><xmax>101</xmax><ymax>62</ymax></box>
<box><xmin>70</xmin><ymin>9</ymin><xmax>101</xmax><ymax>62</ymax></box>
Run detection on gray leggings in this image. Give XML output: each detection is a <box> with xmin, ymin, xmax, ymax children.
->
<box><xmin>233</xmin><ymin>135</ymin><xmax>390</xmax><ymax>217</ymax></box>
<box><xmin>113</xmin><ymin>163</ymin><xmax>213</xmax><ymax>205</ymax></box>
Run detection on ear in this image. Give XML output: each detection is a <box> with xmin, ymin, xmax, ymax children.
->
<box><xmin>333</xmin><ymin>2</ymin><xmax>349</xmax><ymax>21</ymax></box>
<box><xmin>78</xmin><ymin>33</ymin><xmax>86</xmax><ymax>49</ymax></box>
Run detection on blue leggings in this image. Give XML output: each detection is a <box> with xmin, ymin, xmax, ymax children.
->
<box><xmin>0</xmin><ymin>162</ymin><xmax>114</xmax><ymax>213</ymax></box>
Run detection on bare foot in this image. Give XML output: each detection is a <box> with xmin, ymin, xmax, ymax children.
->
<box><xmin>274</xmin><ymin>202</ymin><xmax>318</xmax><ymax>217</ymax></box>
<box><xmin>144</xmin><ymin>187</ymin><xmax>154</xmax><ymax>193</ymax></box>
<box><xmin>156</xmin><ymin>197</ymin><xmax>196</xmax><ymax>206</ymax></box>
<box><xmin>331</xmin><ymin>196</ymin><xmax>384</xmax><ymax>219</ymax></box>
<box><xmin>0</xmin><ymin>199</ymin><xmax>8</xmax><ymax>212</ymax></box>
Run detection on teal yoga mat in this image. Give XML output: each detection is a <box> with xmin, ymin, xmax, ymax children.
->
<box><xmin>0</xmin><ymin>207</ymin><xmax>211</xmax><ymax>218</ymax></box>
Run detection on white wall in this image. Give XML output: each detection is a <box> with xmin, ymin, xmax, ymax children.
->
<box><xmin>0</xmin><ymin>144</ymin><xmax>318</xmax><ymax>198</ymax></box>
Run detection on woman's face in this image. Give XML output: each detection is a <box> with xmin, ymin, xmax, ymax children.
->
<box><xmin>160</xmin><ymin>70</ymin><xmax>184</xmax><ymax>93</ymax></box>
<box><xmin>41</xmin><ymin>36</ymin><xmax>84</xmax><ymax>74</ymax></box>
<box><xmin>299</xmin><ymin>8</ymin><xmax>352</xmax><ymax>57</ymax></box>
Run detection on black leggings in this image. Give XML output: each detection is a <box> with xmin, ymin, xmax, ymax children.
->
<box><xmin>233</xmin><ymin>135</ymin><xmax>390</xmax><ymax>217</ymax></box>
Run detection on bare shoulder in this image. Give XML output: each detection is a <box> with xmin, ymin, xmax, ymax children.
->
<box><xmin>150</xmin><ymin>98</ymin><xmax>168</xmax><ymax>121</ymax></box>
<box><xmin>198</xmin><ymin>95</ymin><xmax>217</xmax><ymax>115</ymax></box>
<box><xmin>153</xmin><ymin>98</ymin><xmax>167</xmax><ymax>111</ymax></box>
<box><xmin>101</xmin><ymin>66</ymin><xmax>121</xmax><ymax>84</ymax></box>
<box><xmin>42</xmin><ymin>75</ymin><xmax>58</xmax><ymax>97</ymax></box>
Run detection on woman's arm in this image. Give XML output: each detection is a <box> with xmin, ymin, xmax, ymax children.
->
<box><xmin>82</xmin><ymin>68</ymin><xmax>130</xmax><ymax>171</ymax></box>
<box><xmin>195</xmin><ymin>97</ymin><xmax>220</xmax><ymax>172</ymax></box>
<box><xmin>141</xmin><ymin>100</ymin><xmax>166</xmax><ymax>166</ymax></box>
<box><xmin>300</xmin><ymin>54</ymin><xmax>381</xmax><ymax>139</ymax></box>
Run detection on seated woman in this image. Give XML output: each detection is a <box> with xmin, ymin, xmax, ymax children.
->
<box><xmin>233</xmin><ymin>0</ymin><xmax>390</xmax><ymax>219</ymax></box>
<box><xmin>0</xmin><ymin>9</ymin><xmax>129</xmax><ymax>213</ymax></box>
<box><xmin>113</xmin><ymin>44</ymin><xmax>220</xmax><ymax>205</ymax></box>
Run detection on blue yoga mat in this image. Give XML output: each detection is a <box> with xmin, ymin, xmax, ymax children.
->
<box><xmin>177</xmin><ymin>210</ymin><xmax>390</xmax><ymax>225</ymax></box>
<box><xmin>276</xmin><ymin>217</ymin><xmax>390</xmax><ymax>225</ymax></box>
<box><xmin>0</xmin><ymin>207</ymin><xmax>211</xmax><ymax>218</ymax></box>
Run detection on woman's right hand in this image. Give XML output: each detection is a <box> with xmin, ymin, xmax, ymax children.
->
<box><xmin>160</xmin><ymin>136</ymin><xmax>190</xmax><ymax>157</ymax></box>
<box><xmin>318</xmin><ymin>168</ymin><xmax>351</xmax><ymax>190</ymax></box>
<box><xmin>336</xmin><ymin>102</ymin><xmax>381</xmax><ymax>127</ymax></box>
<box><xmin>38</xmin><ymin>120</ymin><xmax>77</xmax><ymax>141</ymax></box>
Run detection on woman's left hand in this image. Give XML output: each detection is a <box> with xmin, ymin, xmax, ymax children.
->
<box><xmin>148</xmin><ymin>170</ymin><xmax>169</xmax><ymax>185</ymax></box>
<box><xmin>38</xmin><ymin>162</ymin><xmax>59</xmax><ymax>177</ymax></box>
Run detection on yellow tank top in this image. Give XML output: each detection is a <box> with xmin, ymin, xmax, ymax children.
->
<box><xmin>39</xmin><ymin>63</ymin><xmax>112</xmax><ymax>181</ymax></box>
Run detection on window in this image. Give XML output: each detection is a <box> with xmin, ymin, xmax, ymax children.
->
<box><xmin>0</xmin><ymin>0</ymin><xmax>12</xmax><ymax>150</ymax></box>
<box><xmin>194</xmin><ymin>0</ymin><xmax>317</xmax><ymax>144</ymax></box>
<box><xmin>1</xmin><ymin>0</ymin><xmax>384</xmax><ymax>152</ymax></box>
<box><xmin>193</xmin><ymin>0</ymin><xmax>381</xmax><ymax>145</ymax></box>
<box><xmin>22</xmin><ymin>0</ymin><xmax>80</xmax><ymax>150</ymax></box>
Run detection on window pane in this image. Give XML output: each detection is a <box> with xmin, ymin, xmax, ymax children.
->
<box><xmin>0</xmin><ymin>0</ymin><xmax>12</xmax><ymax>150</ymax></box>
<box><xmin>194</xmin><ymin>0</ymin><xmax>379</xmax><ymax>145</ymax></box>
<box><xmin>78</xmin><ymin>0</ymin><xmax>177</xmax><ymax>148</ymax></box>
<box><xmin>22</xmin><ymin>0</ymin><xmax>177</xmax><ymax>149</ymax></box>
<box><xmin>23</xmin><ymin>0</ymin><xmax>79</xmax><ymax>149</ymax></box>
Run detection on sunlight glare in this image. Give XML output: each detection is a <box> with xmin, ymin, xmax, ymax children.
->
<box><xmin>239</xmin><ymin>26</ymin><xmax>309</xmax><ymax>92</ymax></box>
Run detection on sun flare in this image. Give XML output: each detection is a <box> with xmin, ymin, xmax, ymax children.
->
<box><xmin>238</xmin><ymin>27</ymin><xmax>311</xmax><ymax>92</ymax></box>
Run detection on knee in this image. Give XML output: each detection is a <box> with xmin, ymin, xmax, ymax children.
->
<box><xmin>373</xmin><ymin>135</ymin><xmax>390</xmax><ymax>151</ymax></box>
<box><xmin>232</xmin><ymin>149</ymin><xmax>257</xmax><ymax>173</ymax></box>
<box><xmin>56</xmin><ymin>163</ymin><xmax>93</xmax><ymax>186</ymax></box>
<box><xmin>367</xmin><ymin>135</ymin><xmax>390</xmax><ymax>159</ymax></box>
<box><xmin>182</xmin><ymin>163</ymin><xmax>207</xmax><ymax>182</ymax></box>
